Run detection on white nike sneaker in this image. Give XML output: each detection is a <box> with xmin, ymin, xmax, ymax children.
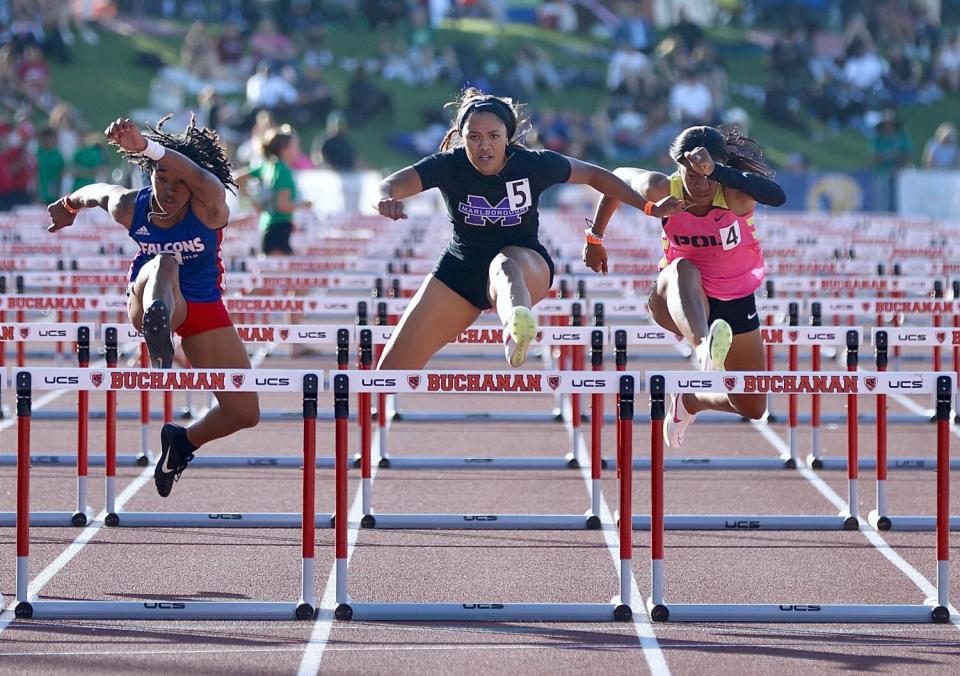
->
<box><xmin>504</xmin><ymin>306</ymin><xmax>537</xmax><ymax>367</ymax></box>
<box><xmin>664</xmin><ymin>393</ymin><xmax>696</xmax><ymax>448</ymax></box>
<box><xmin>697</xmin><ymin>319</ymin><xmax>733</xmax><ymax>371</ymax></box>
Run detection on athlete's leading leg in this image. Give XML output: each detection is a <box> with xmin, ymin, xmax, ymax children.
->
<box><xmin>487</xmin><ymin>245</ymin><xmax>551</xmax><ymax>367</ymax></box>
<box><xmin>683</xmin><ymin>329</ymin><xmax>767</xmax><ymax>419</ymax></box>
<box><xmin>127</xmin><ymin>254</ymin><xmax>187</xmax><ymax>368</ymax></box>
<box><xmin>378</xmin><ymin>275</ymin><xmax>482</xmax><ymax>369</ymax></box>
<box><xmin>152</xmin><ymin>326</ymin><xmax>260</xmax><ymax>497</ymax></box>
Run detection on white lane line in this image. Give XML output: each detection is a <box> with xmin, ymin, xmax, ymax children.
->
<box><xmin>572</xmin><ymin>422</ymin><xmax>670</xmax><ymax>676</ymax></box>
<box><xmin>750</xmin><ymin>421</ymin><xmax>959</xmax><ymax>625</ymax></box>
<box><xmin>297</xmin><ymin>431</ymin><xmax>376</xmax><ymax>676</ymax></box>
<box><xmin>0</xmin><ymin>465</ymin><xmax>154</xmax><ymax>634</ymax></box>
<box><xmin>11</xmin><ymin>638</ymin><xmax>960</xmax><ymax>658</ymax></box>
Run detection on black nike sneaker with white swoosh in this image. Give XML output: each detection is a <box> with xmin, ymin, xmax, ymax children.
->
<box><xmin>142</xmin><ymin>299</ymin><xmax>174</xmax><ymax>369</ymax></box>
<box><xmin>154</xmin><ymin>423</ymin><xmax>197</xmax><ymax>497</ymax></box>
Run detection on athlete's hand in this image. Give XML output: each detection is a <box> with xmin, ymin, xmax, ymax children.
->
<box><xmin>683</xmin><ymin>147</ymin><xmax>715</xmax><ymax>178</ymax></box>
<box><xmin>376</xmin><ymin>197</ymin><xmax>407</xmax><ymax>220</ymax></box>
<box><xmin>649</xmin><ymin>195</ymin><xmax>688</xmax><ymax>218</ymax></box>
<box><xmin>582</xmin><ymin>242</ymin><xmax>608</xmax><ymax>275</ymax></box>
<box><xmin>46</xmin><ymin>198</ymin><xmax>77</xmax><ymax>233</ymax></box>
<box><xmin>104</xmin><ymin>118</ymin><xmax>147</xmax><ymax>153</ymax></box>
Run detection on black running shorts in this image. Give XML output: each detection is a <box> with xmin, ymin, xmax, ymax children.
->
<box><xmin>261</xmin><ymin>221</ymin><xmax>294</xmax><ymax>255</ymax></box>
<box><xmin>431</xmin><ymin>241</ymin><xmax>555</xmax><ymax>310</ymax></box>
<box><xmin>707</xmin><ymin>292</ymin><xmax>760</xmax><ymax>335</ymax></box>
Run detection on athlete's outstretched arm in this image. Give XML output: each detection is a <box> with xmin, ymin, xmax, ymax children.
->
<box><xmin>570</xmin><ymin>160</ymin><xmax>682</xmax><ymax>275</ymax></box>
<box><xmin>105</xmin><ymin>118</ymin><xmax>229</xmax><ymax>228</ymax></box>
<box><xmin>376</xmin><ymin>166</ymin><xmax>424</xmax><ymax>220</ymax></box>
<box><xmin>568</xmin><ymin>158</ymin><xmax>685</xmax><ymax>222</ymax></box>
<box><xmin>47</xmin><ymin>184</ymin><xmax>138</xmax><ymax>233</ymax></box>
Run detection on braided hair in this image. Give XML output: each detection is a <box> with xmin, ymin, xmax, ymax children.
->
<box><xmin>668</xmin><ymin>125</ymin><xmax>775</xmax><ymax>178</ymax></box>
<box><xmin>438</xmin><ymin>87</ymin><xmax>531</xmax><ymax>152</ymax></box>
<box><xmin>122</xmin><ymin>114</ymin><xmax>237</xmax><ymax>193</ymax></box>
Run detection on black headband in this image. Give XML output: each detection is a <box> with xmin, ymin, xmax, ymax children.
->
<box><xmin>456</xmin><ymin>99</ymin><xmax>517</xmax><ymax>140</ymax></box>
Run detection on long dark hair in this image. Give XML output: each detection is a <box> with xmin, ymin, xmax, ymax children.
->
<box><xmin>123</xmin><ymin>114</ymin><xmax>237</xmax><ymax>192</ymax></box>
<box><xmin>668</xmin><ymin>125</ymin><xmax>775</xmax><ymax>177</ymax></box>
<box><xmin>438</xmin><ymin>87</ymin><xmax>530</xmax><ymax>151</ymax></box>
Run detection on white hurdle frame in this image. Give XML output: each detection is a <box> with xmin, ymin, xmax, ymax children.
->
<box><xmin>633</xmin><ymin>365</ymin><xmax>860</xmax><ymax>532</ymax></box>
<box><xmin>381</xmin><ymin>298</ymin><xmax>589</xmax><ymax>424</ymax></box>
<box><xmin>611</xmin><ymin>322</ymin><xmax>862</xmax><ymax>474</ymax></box>
<box><xmin>646</xmin><ymin>371</ymin><xmax>952</xmax><ymax>623</ymax></box>
<box><xmin>347</xmin><ymin>367</ymin><xmax>635</xmax><ymax>530</ymax></box>
<box><xmin>364</xmin><ymin>325</ymin><xmax>608</xmax><ymax>471</ymax></box>
<box><xmin>96</xmin><ymin>323</ymin><xmax>351</xmax><ymax>469</ymax></box>
<box><xmin>332</xmin><ymin>370</ymin><xmax>637</xmax><ymax>621</ymax></box>
<box><xmin>12</xmin><ymin>367</ymin><xmax>321</xmax><ymax>619</ymax></box>
<box><xmin>0</xmin><ymin>324</ymin><xmax>96</xmax><ymax>527</ymax></box>
<box><xmin>869</xmin><ymin>329</ymin><xmax>960</xmax><ymax>531</ymax></box>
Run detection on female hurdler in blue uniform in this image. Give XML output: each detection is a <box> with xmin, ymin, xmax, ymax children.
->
<box><xmin>47</xmin><ymin>117</ymin><xmax>260</xmax><ymax>498</ymax></box>
<box><xmin>376</xmin><ymin>88</ymin><xmax>684</xmax><ymax>369</ymax></box>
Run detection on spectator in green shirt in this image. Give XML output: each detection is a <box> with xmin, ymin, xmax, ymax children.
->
<box><xmin>236</xmin><ymin>124</ymin><xmax>312</xmax><ymax>256</ymax></box>
<box><xmin>872</xmin><ymin>111</ymin><xmax>913</xmax><ymax>174</ymax></box>
<box><xmin>36</xmin><ymin>127</ymin><xmax>65</xmax><ymax>205</ymax></box>
<box><xmin>71</xmin><ymin>132</ymin><xmax>108</xmax><ymax>191</ymax></box>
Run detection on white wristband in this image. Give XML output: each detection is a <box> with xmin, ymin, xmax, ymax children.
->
<box><xmin>142</xmin><ymin>139</ymin><xmax>166</xmax><ymax>161</ymax></box>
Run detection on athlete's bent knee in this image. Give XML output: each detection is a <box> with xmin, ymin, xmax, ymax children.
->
<box><xmin>673</xmin><ymin>258</ymin><xmax>702</xmax><ymax>286</ymax></box>
<box><xmin>733</xmin><ymin>394</ymin><xmax>767</xmax><ymax>420</ymax></box>
<box><xmin>230</xmin><ymin>400</ymin><xmax>260</xmax><ymax>430</ymax></box>
<box><xmin>157</xmin><ymin>253</ymin><xmax>179</xmax><ymax>274</ymax></box>
<box><xmin>490</xmin><ymin>255</ymin><xmax>520</xmax><ymax>282</ymax></box>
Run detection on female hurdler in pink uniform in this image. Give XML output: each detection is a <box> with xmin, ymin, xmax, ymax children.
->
<box><xmin>586</xmin><ymin>126</ymin><xmax>786</xmax><ymax>447</ymax></box>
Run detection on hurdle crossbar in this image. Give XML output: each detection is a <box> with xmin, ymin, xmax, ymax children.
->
<box><xmin>646</xmin><ymin>371</ymin><xmax>952</xmax><ymax>623</ymax></box>
<box><xmin>13</xmin><ymin>368</ymin><xmax>321</xmax><ymax>620</ymax></box>
<box><xmin>332</xmin><ymin>371</ymin><xmax>636</xmax><ymax>621</ymax></box>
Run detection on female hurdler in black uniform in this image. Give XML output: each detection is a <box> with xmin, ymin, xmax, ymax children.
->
<box><xmin>376</xmin><ymin>88</ymin><xmax>684</xmax><ymax>369</ymax></box>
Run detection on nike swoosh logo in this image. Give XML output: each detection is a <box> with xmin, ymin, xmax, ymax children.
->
<box><xmin>161</xmin><ymin>451</ymin><xmax>175</xmax><ymax>473</ymax></box>
<box><xmin>747</xmin><ymin>312</ymin><xmax>758</xmax><ymax>320</ymax></box>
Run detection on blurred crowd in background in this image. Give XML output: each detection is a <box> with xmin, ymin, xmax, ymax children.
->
<box><xmin>0</xmin><ymin>0</ymin><xmax>959</xmax><ymax>211</ymax></box>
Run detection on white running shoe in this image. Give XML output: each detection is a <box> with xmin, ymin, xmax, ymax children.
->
<box><xmin>504</xmin><ymin>306</ymin><xmax>537</xmax><ymax>367</ymax></box>
<box><xmin>664</xmin><ymin>393</ymin><xmax>696</xmax><ymax>449</ymax></box>
<box><xmin>698</xmin><ymin>319</ymin><xmax>733</xmax><ymax>371</ymax></box>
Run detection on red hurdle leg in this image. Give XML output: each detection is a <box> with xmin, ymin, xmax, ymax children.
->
<box><xmin>788</xmin><ymin>344</ymin><xmax>798</xmax><ymax>464</ymax></box>
<box><xmin>333</xmin><ymin>374</ymin><xmax>351</xmax><ymax>616</ymax></box>
<box><xmin>648</xmin><ymin>375</ymin><xmax>665</xmax><ymax>619</ymax></box>
<box><xmin>300</xmin><ymin>374</ymin><xmax>318</xmax><ymax>615</ymax></box>
<box><xmin>935</xmin><ymin>378</ymin><xmax>950</xmax><ymax>616</ymax></box>
<box><xmin>16</xmin><ymin>374</ymin><xmax>31</xmax><ymax>606</ymax></box>
<box><xmin>616</xmin><ymin>375</ymin><xmax>634</xmax><ymax>618</ymax></box>
<box><xmin>139</xmin><ymin>346</ymin><xmax>151</xmax><ymax>455</ymax></box>
<box><xmin>810</xmin><ymin>344</ymin><xmax>822</xmax><ymax>465</ymax></box>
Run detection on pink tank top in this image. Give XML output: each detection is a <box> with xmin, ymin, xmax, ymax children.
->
<box><xmin>659</xmin><ymin>172</ymin><xmax>765</xmax><ymax>300</ymax></box>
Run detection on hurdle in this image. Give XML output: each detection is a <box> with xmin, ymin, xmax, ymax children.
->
<box><xmin>0</xmin><ymin>323</ymin><xmax>132</xmax><ymax>470</ymax></box>
<box><xmin>101</xmin><ymin>322</ymin><xmax>352</xmax><ymax>432</ymax></box>
<box><xmin>383</xmin><ymin>298</ymin><xmax>588</xmax><ymax>423</ymax></box>
<box><xmin>868</xmin><ymin>330</ymin><xmax>960</xmax><ymax>531</ymax></box>
<box><xmin>632</xmin><ymin>368</ymin><xmax>865</xmax><ymax>531</ymax></box>
<box><xmin>0</xmin><ymin>326</ymin><xmax>97</xmax><ymax>527</ymax></box>
<box><xmin>350</xmin><ymin>364</ymin><xmax>626</xmax><ymax>529</ymax></box>
<box><xmin>610</xmin><ymin>320</ymin><xmax>862</xmax><ymax>472</ymax></box>
<box><xmin>366</xmin><ymin>327</ymin><xmax>609</xmax><ymax>471</ymax></box>
<box><xmin>12</xmin><ymin>368</ymin><xmax>319</xmax><ymax>619</ymax></box>
<box><xmin>332</xmin><ymin>371</ymin><xmax>636</xmax><ymax>620</ymax></box>
<box><xmin>645</xmin><ymin>371</ymin><xmax>952</xmax><ymax>622</ymax></box>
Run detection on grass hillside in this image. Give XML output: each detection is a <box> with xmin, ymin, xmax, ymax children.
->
<box><xmin>50</xmin><ymin>20</ymin><xmax>959</xmax><ymax>173</ymax></box>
